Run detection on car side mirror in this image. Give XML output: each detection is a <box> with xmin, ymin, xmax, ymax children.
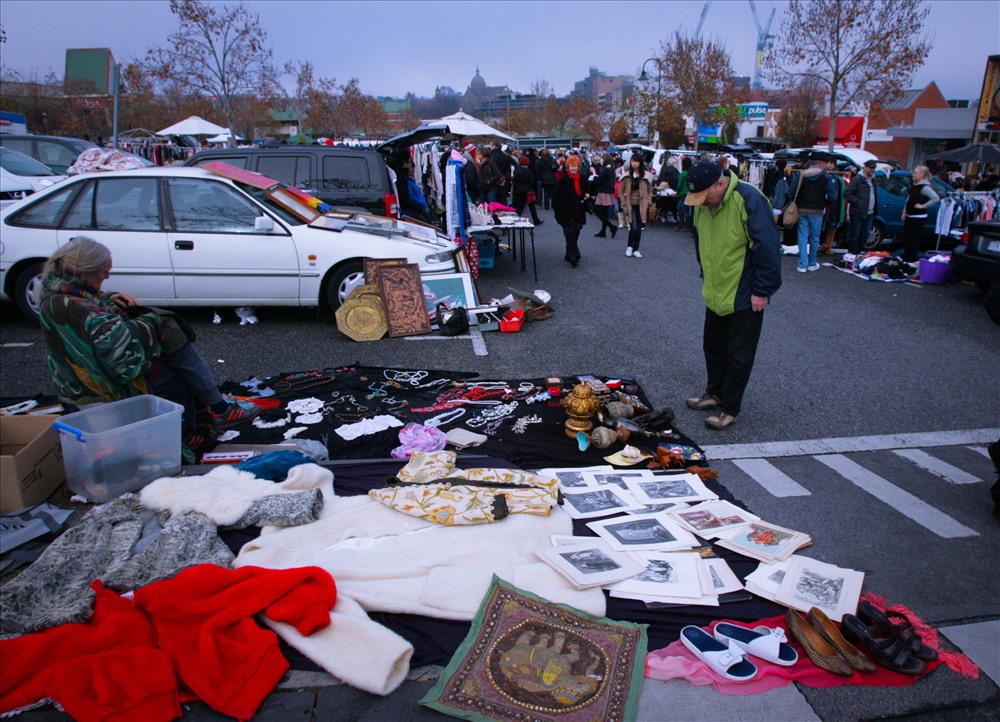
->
<box><xmin>254</xmin><ymin>215</ymin><xmax>275</xmax><ymax>232</ymax></box>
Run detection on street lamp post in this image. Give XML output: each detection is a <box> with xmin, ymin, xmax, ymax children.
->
<box><xmin>638</xmin><ymin>58</ymin><xmax>663</xmax><ymax>149</ymax></box>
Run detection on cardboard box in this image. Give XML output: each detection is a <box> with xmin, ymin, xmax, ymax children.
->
<box><xmin>1</xmin><ymin>416</ymin><xmax>66</xmax><ymax>513</ymax></box>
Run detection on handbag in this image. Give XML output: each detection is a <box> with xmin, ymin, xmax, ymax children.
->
<box><xmin>782</xmin><ymin>173</ymin><xmax>805</xmax><ymax>229</ymax></box>
<box><xmin>526</xmin><ymin>190</ymin><xmax>537</xmax><ymax>204</ymax></box>
<box><xmin>435</xmin><ymin>303</ymin><xmax>469</xmax><ymax>336</ymax></box>
<box><xmin>126</xmin><ymin>305</ymin><xmax>197</xmax><ymax>354</ymax></box>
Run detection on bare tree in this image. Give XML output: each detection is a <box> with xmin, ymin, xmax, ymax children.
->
<box><xmin>776</xmin><ymin>81</ymin><xmax>824</xmax><ymax>148</ymax></box>
<box><xmin>146</xmin><ymin>0</ymin><xmax>275</xmax><ymax>146</ymax></box>
<box><xmin>658</xmin><ymin>34</ymin><xmax>748</xmax><ymax>151</ymax></box>
<box><xmin>765</xmin><ymin>0</ymin><xmax>932</xmax><ymax>151</ymax></box>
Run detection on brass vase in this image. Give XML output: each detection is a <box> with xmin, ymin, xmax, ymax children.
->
<box><xmin>564</xmin><ymin>382</ymin><xmax>600</xmax><ymax>438</ymax></box>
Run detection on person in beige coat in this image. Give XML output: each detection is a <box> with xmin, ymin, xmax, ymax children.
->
<box><xmin>620</xmin><ymin>156</ymin><xmax>653</xmax><ymax>258</ymax></box>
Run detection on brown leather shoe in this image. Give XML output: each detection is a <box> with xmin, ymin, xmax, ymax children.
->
<box><xmin>705</xmin><ymin>412</ymin><xmax>737</xmax><ymax>430</ymax></box>
<box><xmin>686</xmin><ymin>393</ymin><xmax>719</xmax><ymax>410</ymax></box>
<box><xmin>785</xmin><ymin>608</ymin><xmax>853</xmax><ymax>676</ymax></box>
<box><xmin>808</xmin><ymin>607</ymin><xmax>877</xmax><ymax>673</ymax></box>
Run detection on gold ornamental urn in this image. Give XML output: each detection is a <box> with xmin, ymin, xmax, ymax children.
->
<box><xmin>564</xmin><ymin>382</ymin><xmax>600</xmax><ymax>438</ymax></box>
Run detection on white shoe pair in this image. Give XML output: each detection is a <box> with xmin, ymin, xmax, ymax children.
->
<box><xmin>681</xmin><ymin>622</ymin><xmax>798</xmax><ymax>681</ymax></box>
<box><xmin>625</xmin><ymin>248</ymin><xmax>642</xmax><ymax>258</ymax></box>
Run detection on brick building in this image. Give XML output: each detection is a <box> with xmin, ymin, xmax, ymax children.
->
<box><xmin>862</xmin><ymin>82</ymin><xmax>951</xmax><ymax>166</ymax></box>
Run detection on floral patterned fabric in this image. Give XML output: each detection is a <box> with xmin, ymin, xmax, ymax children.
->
<box><xmin>368</xmin><ymin>451</ymin><xmax>560</xmax><ymax>525</ymax></box>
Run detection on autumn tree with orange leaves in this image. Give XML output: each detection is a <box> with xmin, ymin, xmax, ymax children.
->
<box><xmin>766</xmin><ymin>0</ymin><xmax>932</xmax><ymax>151</ymax></box>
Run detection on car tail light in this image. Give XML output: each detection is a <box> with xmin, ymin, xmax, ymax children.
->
<box><xmin>385</xmin><ymin>193</ymin><xmax>399</xmax><ymax>219</ymax></box>
<box><xmin>960</xmin><ymin>231</ymin><xmax>969</xmax><ymax>242</ymax></box>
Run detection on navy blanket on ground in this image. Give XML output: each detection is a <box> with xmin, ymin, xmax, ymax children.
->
<box><xmin>219</xmin><ymin>364</ymin><xmax>701</xmax><ymax>470</ymax></box>
<box><xmin>221</xmin><ymin>456</ymin><xmax>783</xmax><ymax>671</ymax></box>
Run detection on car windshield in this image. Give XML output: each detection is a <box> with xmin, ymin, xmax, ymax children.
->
<box><xmin>0</xmin><ymin>148</ymin><xmax>59</xmax><ymax>177</ymax></box>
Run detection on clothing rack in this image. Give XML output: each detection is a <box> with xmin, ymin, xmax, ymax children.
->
<box><xmin>933</xmin><ymin>189</ymin><xmax>998</xmax><ymax>251</ymax></box>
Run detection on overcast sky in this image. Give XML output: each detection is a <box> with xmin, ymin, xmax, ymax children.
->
<box><xmin>1</xmin><ymin>0</ymin><xmax>997</xmax><ymax>102</ymax></box>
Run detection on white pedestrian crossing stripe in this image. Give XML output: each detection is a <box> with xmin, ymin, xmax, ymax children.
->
<box><xmin>892</xmin><ymin>449</ymin><xmax>982</xmax><ymax>485</ymax></box>
<box><xmin>814</xmin><ymin>454</ymin><xmax>979</xmax><ymax>539</ymax></box>
<box><xmin>731</xmin><ymin>458</ymin><xmax>811</xmax><ymax>497</ymax></box>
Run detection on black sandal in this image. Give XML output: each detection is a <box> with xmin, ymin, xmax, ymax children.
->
<box><xmin>841</xmin><ymin>614</ymin><xmax>927</xmax><ymax>675</ymax></box>
<box><xmin>857</xmin><ymin>602</ymin><xmax>939</xmax><ymax>661</ymax></box>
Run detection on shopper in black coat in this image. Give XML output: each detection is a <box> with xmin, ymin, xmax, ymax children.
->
<box><xmin>512</xmin><ymin>156</ymin><xmax>543</xmax><ymax>224</ymax></box>
<box><xmin>536</xmin><ymin>149</ymin><xmax>559</xmax><ymax>210</ymax></box>
<box><xmin>553</xmin><ymin>155</ymin><xmax>589</xmax><ymax>267</ymax></box>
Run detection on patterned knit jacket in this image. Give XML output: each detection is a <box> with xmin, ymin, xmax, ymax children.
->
<box><xmin>38</xmin><ymin>273</ymin><xmax>162</xmax><ymax>404</ymax></box>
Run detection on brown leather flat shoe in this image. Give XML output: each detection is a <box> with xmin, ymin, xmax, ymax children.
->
<box><xmin>808</xmin><ymin>607</ymin><xmax>877</xmax><ymax>673</ymax></box>
<box><xmin>785</xmin><ymin>608</ymin><xmax>853</xmax><ymax>677</ymax></box>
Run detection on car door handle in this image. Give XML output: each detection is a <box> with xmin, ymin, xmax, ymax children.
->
<box><xmin>174</xmin><ymin>240</ymin><xmax>194</xmax><ymax>250</ymax></box>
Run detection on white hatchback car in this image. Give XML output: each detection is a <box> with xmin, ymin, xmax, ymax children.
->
<box><xmin>0</xmin><ymin>166</ymin><xmax>457</xmax><ymax>321</ymax></box>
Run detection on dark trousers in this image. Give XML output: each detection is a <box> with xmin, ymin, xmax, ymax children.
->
<box><xmin>848</xmin><ymin>213</ymin><xmax>874</xmax><ymax>254</ymax></box>
<box><xmin>703</xmin><ymin>307</ymin><xmax>765</xmax><ymax>416</ymax></box>
<box><xmin>595</xmin><ymin>204</ymin><xmax>615</xmax><ymax>235</ymax></box>
<box><xmin>902</xmin><ymin>216</ymin><xmax>926</xmax><ymax>262</ymax></box>
<box><xmin>152</xmin><ymin>343</ymin><xmax>224</xmax><ymax>432</ymax></box>
<box><xmin>628</xmin><ymin>206</ymin><xmax>644</xmax><ymax>250</ymax></box>
<box><xmin>562</xmin><ymin>222</ymin><xmax>582</xmax><ymax>262</ymax></box>
<box><xmin>541</xmin><ymin>184</ymin><xmax>555</xmax><ymax>210</ymax></box>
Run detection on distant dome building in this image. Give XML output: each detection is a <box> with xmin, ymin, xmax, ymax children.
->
<box><xmin>462</xmin><ymin>67</ymin><xmax>506</xmax><ymax>115</ymax></box>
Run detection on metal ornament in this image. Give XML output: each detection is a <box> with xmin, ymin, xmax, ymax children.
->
<box><xmin>511</xmin><ymin>414</ymin><xmax>543</xmax><ymax>434</ymax></box>
<box><xmin>563</xmin><ymin>382</ymin><xmax>600</xmax><ymax>438</ymax></box>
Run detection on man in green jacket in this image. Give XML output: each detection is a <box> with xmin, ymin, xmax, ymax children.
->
<box><xmin>683</xmin><ymin>161</ymin><xmax>782</xmax><ymax>430</ymax></box>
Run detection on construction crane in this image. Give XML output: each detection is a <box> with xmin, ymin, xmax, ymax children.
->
<box><xmin>749</xmin><ymin>0</ymin><xmax>777</xmax><ymax>90</ymax></box>
<box><xmin>676</xmin><ymin>1</ymin><xmax>711</xmax><ymax>40</ymax></box>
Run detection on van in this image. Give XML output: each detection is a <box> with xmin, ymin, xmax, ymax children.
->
<box><xmin>185</xmin><ymin>146</ymin><xmax>399</xmax><ymax>217</ymax></box>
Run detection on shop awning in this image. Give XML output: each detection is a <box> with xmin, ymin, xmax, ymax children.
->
<box><xmin>814</xmin><ymin>117</ymin><xmax>865</xmax><ymax>148</ymax></box>
<box><xmin>886</xmin><ymin>108</ymin><xmax>977</xmax><ymax>139</ymax></box>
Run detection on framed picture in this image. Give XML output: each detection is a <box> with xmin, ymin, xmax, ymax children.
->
<box><xmin>669</xmin><ymin>500</ymin><xmax>760</xmax><ymax>538</ymax></box>
<box><xmin>624</xmin><ymin>473</ymin><xmax>719</xmax><ymax>505</ymax></box>
<box><xmin>535</xmin><ymin>540</ymin><xmax>646</xmax><ymax>589</ymax></box>
<box><xmin>586</xmin><ymin>512</ymin><xmax>699</xmax><ymax>552</ymax></box>
<box><xmin>378</xmin><ymin>263</ymin><xmax>433</xmax><ymax>338</ymax></box>
<box><xmin>265</xmin><ymin>187</ymin><xmax>320</xmax><ymax>222</ymax></box>
<box><xmin>421</xmin><ymin>272</ymin><xmax>478</xmax><ymax>321</ymax></box>
<box><xmin>561</xmin><ymin>486</ymin><xmax>643</xmax><ymax>520</ymax></box>
<box><xmin>606</xmin><ymin>551</ymin><xmax>704</xmax><ymax>600</ymax></box>
<box><xmin>364</xmin><ymin>257</ymin><xmax>408</xmax><ymax>285</ymax></box>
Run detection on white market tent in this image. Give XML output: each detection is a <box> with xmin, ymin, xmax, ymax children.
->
<box><xmin>205</xmin><ymin>129</ymin><xmax>245</xmax><ymax>144</ymax></box>
<box><xmin>156</xmin><ymin>116</ymin><xmax>228</xmax><ymax>137</ymax></box>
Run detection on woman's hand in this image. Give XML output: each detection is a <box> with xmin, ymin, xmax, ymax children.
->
<box><xmin>108</xmin><ymin>291</ymin><xmax>139</xmax><ymax>307</ymax></box>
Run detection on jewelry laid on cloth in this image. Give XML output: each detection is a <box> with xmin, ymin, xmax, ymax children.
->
<box><xmin>367</xmin><ymin>381</ymin><xmax>392</xmax><ymax>398</ymax></box>
<box><xmin>383</xmin><ymin>369</ymin><xmax>452</xmax><ymax>390</ymax></box>
<box><xmin>287</xmin><ymin>397</ymin><xmax>325</xmax><ymax>414</ymax></box>
<box><xmin>503</xmin><ymin>382</ymin><xmax>539</xmax><ymax>401</ymax></box>
<box><xmin>511</xmin><ymin>414</ymin><xmax>543</xmax><ymax>434</ymax></box>
<box><xmin>466</xmin><ymin>401</ymin><xmax>520</xmax><ymax>429</ymax></box>
<box><xmin>283</xmin><ymin>426</ymin><xmax>308</xmax><ymax>439</ymax></box>
<box><xmin>252</xmin><ymin>411</ymin><xmax>292</xmax><ymax>429</ymax></box>
<box><xmin>526</xmin><ymin>391</ymin><xmax>553</xmax><ymax>404</ymax></box>
<box><xmin>423</xmin><ymin>408</ymin><xmax>467</xmax><ymax>428</ymax></box>
<box><xmin>272</xmin><ymin>370</ymin><xmax>342</xmax><ymax>394</ymax></box>
<box><xmin>335</xmin><ymin>415</ymin><xmax>404</xmax><ymax>441</ymax></box>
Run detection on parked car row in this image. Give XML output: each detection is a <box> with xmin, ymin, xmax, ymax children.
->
<box><xmin>0</xmin><ymin>165</ymin><xmax>457</xmax><ymax>323</ymax></box>
<box><xmin>0</xmin><ymin>147</ymin><xmax>66</xmax><ymax>208</ymax></box>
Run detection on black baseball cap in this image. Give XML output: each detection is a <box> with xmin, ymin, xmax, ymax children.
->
<box><xmin>863</xmin><ymin>159</ymin><xmax>877</xmax><ymax>168</ymax></box>
<box><xmin>684</xmin><ymin>161</ymin><xmax>723</xmax><ymax>206</ymax></box>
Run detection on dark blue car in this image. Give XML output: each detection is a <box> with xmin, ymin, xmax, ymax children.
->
<box><xmin>869</xmin><ymin>171</ymin><xmax>955</xmax><ymax>249</ymax></box>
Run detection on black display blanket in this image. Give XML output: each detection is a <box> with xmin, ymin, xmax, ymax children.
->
<box><xmin>218</xmin><ymin>365</ymin><xmax>703</xmax><ymax>471</ymax></box>
<box><xmin>222</xmin><ymin>456</ymin><xmax>784</xmax><ymax>672</ymax></box>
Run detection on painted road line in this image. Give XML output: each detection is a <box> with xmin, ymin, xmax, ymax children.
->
<box><xmin>967</xmin><ymin>445</ymin><xmax>992</xmax><ymax>459</ymax></box>
<box><xmin>892</xmin><ymin>449</ymin><xmax>982</xmax><ymax>485</ymax></box>
<box><xmin>730</xmin><ymin>458</ymin><xmax>811</xmax><ymax>497</ymax></box>
<box><xmin>702</xmin><ymin>428</ymin><xmax>1000</xmax><ymax>460</ymax></box>
<box><xmin>403</xmin><ymin>329</ymin><xmax>488</xmax><ymax>357</ymax></box>
<box><xmin>815</xmin><ymin>454</ymin><xmax>979</xmax><ymax>539</ymax></box>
